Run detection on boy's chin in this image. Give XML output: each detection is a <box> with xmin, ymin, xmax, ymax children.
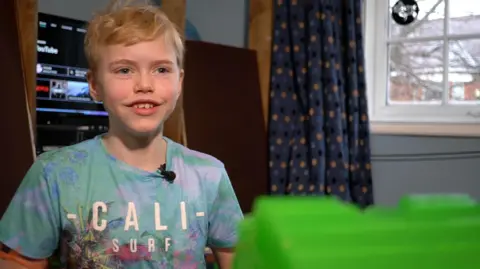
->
<box><xmin>125</xmin><ymin>123</ymin><xmax>163</xmax><ymax>137</ymax></box>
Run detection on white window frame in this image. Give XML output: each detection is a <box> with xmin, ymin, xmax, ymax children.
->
<box><xmin>364</xmin><ymin>0</ymin><xmax>480</xmax><ymax>136</ymax></box>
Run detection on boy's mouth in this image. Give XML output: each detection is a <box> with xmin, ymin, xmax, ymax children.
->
<box><xmin>128</xmin><ymin>100</ymin><xmax>161</xmax><ymax>116</ymax></box>
<box><xmin>133</xmin><ymin>103</ymin><xmax>156</xmax><ymax>109</ymax></box>
<box><xmin>128</xmin><ymin>99</ymin><xmax>161</xmax><ymax>107</ymax></box>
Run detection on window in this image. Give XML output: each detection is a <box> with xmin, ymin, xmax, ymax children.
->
<box><xmin>364</xmin><ymin>0</ymin><xmax>480</xmax><ymax>135</ymax></box>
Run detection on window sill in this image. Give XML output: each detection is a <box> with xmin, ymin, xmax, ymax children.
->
<box><xmin>370</xmin><ymin>122</ymin><xmax>480</xmax><ymax>137</ymax></box>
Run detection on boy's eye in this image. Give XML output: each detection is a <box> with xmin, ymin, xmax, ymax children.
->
<box><xmin>116</xmin><ymin>68</ymin><xmax>131</xmax><ymax>74</ymax></box>
<box><xmin>156</xmin><ymin>67</ymin><xmax>168</xmax><ymax>73</ymax></box>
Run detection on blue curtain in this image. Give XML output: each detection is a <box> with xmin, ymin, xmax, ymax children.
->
<box><xmin>268</xmin><ymin>0</ymin><xmax>373</xmax><ymax>207</ymax></box>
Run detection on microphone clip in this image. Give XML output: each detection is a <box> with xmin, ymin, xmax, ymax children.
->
<box><xmin>158</xmin><ymin>163</ymin><xmax>176</xmax><ymax>183</ymax></box>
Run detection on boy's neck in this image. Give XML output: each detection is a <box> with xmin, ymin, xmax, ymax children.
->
<box><xmin>102</xmin><ymin>130</ymin><xmax>167</xmax><ymax>173</ymax></box>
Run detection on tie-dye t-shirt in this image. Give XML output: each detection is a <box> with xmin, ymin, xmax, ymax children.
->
<box><xmin>0</xmin><ymin>135</ymin><xmax>243</xmax><ymax>268</ymax></box>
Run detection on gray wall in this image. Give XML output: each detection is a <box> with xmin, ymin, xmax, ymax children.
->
<box><xmin>371</xmin><ymin>135</ymin><xmax>480</xmax><ymax>205</ymax></box>
<box><xmin>185</xmin><ymin>0</ymin><xmax>247</xmax><ymax>47</ymax></box>
<box><xmin>38</xmin><ymin>0</ymin><xmax>110</xmax><ymax>22</ymax></box>
<box><xmin>39</xmin><ymin>0</ymin><xmax>247</xmax><ymax>47</ymax></box>
<box><xmin>39</xmin><ymin>0</ymin><xmax>480</xmax><ymax>206</ymax></box>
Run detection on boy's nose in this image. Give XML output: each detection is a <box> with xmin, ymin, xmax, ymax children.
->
<box><xmin>134</xmin><ymin>75</ymin><xmax>154</xmax><ymax>93</ymax></box>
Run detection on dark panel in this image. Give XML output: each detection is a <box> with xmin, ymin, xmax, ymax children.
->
<box><xmin>183</xmin><ymin>41</ymin><xmax>268</xmax><ymax>213</ymax></box>
<box><xmin>0</xmin><ymin>0</ymin><xmax>36</xmax><ymax>217</ymax></box>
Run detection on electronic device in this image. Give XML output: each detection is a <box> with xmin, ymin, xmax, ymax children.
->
<box><xmin>35</xmin><ymin>12</ymin><xmax>107</xmax><ymax>121</ymax></box>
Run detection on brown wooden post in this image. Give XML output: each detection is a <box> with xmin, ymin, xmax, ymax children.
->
<box><xmin>15</xmin><ymin>0</ymin><xmax>38</xmax><ymax>130</ymax></box>
<box><xmin>161</xmin><ymin>0</ymin><xmax>188</xmax><ymax>145</ymax></box>
<box><xmin>248</xmin><ymin>0</ymin><xmax>273</xmax><ymax>128</ymax></box>
<box><xmin>0</xmin><ymin>0</ymin><xmax>37</xmax><ymax>217</ymax></box>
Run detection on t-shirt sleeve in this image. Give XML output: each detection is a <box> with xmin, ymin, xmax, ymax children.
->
<box><xmin>207</xmin><ymin>168</ymin><xmax>244</xmax><ymax>248</ymax></box>
<box><xmin>0</xmin><ymin>159</ymin><xmax>60</xmax><ymax>259</ymax></box>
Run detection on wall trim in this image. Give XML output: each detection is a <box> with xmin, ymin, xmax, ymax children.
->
<box><xmin>371</xmin><ymin>151</ymin><xmax>480</xmax><ymax>161</ymax></box>
<box><xmin>371</xmin><ymin>122</ymin><xmax>480</xmax><ymax>137</ymax></box>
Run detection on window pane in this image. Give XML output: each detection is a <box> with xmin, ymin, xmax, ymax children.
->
<box><xmin>448</xmin><ymin>39</ymin><xmax>480</xmax><ymax>104</ymax></box>
<box><xmin>448</xmin><ymin>0</ymin><xmax>480</xmax><ymax>35</ymax></box>
<box><xmin>388</xmin><ymin>41</ymin><xmax>444</xmax><ymax>104</ymax></box>
<box><xmin>390</xmin><ymin>0</ymin><xmax>445</xmax><ymax>39</ymax></box>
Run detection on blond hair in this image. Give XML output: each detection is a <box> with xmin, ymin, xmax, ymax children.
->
<box><xmin>84</xmin><ymin>0</ymin><xmax>184</xmax><ymax>72</ymax></box>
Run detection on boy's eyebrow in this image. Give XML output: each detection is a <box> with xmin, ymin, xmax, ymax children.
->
<box><xmin>108</xmin><ymin>59</ymin><xmax>174</xmax><ymax>67</ymax></box>
<box><xmin>108</xmin><ymin>59</ymin><xmax>136</xmax><ymax>67</ymax></box>
<box><xmin>151</xmin><ymin>59</ymin><xmax>175</xmax><ymax>66</ymax></box>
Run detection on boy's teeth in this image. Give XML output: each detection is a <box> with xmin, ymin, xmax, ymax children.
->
<box><xmin>134</xmin><ymin>103</ymin><xmax>154</xmax><ymax>109</ymax></box>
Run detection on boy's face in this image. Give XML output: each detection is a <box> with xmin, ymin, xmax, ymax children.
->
<box><xmin>88</xmin><ymin>36</ymin><xmax>183</xmax><ymax>136</ymax></box>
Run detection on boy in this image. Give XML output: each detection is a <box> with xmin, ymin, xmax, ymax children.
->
<box><xmin>0</xmin><ymin>1</ymin><xmax>243</xmax><ymax>268</ymax></box>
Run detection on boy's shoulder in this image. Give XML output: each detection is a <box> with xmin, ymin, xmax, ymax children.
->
<box><xmin>36</xmin><ymin>138</ymin><xmax>98</xmax><ymax>164</ymax></box>
<box><xmin>168</xmin><ymin>138</ymin><xmax>225</xmax><ymax>170</ymax></box>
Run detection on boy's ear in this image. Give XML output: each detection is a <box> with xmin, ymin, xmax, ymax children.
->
<box><xmin>87</xmin><ymin>70</ymin><xmax>101</xmax><ymax>102</ymax></box>
<box><xmin>177</xmin><ymin>69</ymin><xmax>184</xmax><ymax>99</ymax></box>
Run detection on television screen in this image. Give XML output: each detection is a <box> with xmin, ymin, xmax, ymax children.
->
<box><xmin>36</xmin><ymin>13</ymin><xmax>107</xmax><ymax>116</ymax></box>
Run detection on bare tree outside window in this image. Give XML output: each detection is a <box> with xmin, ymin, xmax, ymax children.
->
<box><xmin>387</xmin><ymin>0</ymin><xmax>480</xmax><ymax>105</ymax></box>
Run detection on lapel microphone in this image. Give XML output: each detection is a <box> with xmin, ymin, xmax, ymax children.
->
<box><xmin>158</xmin><ymin>163</ymin><xmax>176</xmax><ymax>183</ymax></box>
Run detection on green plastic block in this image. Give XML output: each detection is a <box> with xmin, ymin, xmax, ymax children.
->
<box><xmin>233</xmin><ymin>194</ymin><xmax>480</xmax><ymax>269</ymax></box>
